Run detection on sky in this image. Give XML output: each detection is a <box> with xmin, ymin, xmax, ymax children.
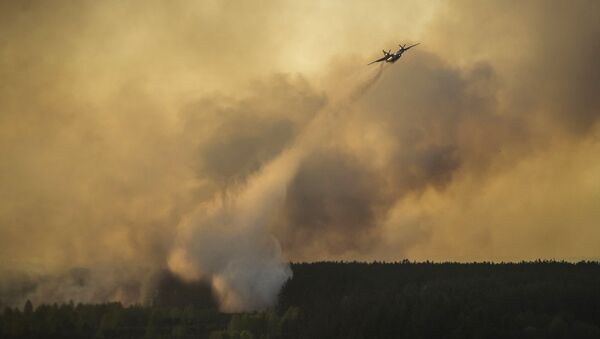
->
<box><xmin>1</xmin><ymin>0</ymin><xmax>600</xmax><ymax>310</ymax></box>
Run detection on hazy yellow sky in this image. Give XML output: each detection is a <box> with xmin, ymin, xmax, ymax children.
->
<box><xmin>1</xmin><ymin>0</ymin><xmax>600</xmax><ymax>308</ymax></box>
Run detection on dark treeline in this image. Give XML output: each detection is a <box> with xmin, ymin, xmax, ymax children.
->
<box><xmin>279</xmin><ymin>261</ymin><xmax>600</xmax><ymax>339</ymax></box>
<box><xmin>2</xmin><ymin>261</ymin><xmax>600</xmax><ymax>338</ymax></box>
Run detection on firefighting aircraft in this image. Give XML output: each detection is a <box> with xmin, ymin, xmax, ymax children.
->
<box><xmin>368</xmin><ymin>43</ymin><xmax>420</xmax><ymax>65</ymax></box>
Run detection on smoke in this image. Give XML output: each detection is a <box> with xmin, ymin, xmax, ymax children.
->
<box><xmin>349</xmin><ymin>63</ymin><xmax>385</xmax><ymax>100</ymax></box>
<box><xmin>168</xmin><ymin>65</ymin><xmax>387</xmax><ymax>311</ymax></box>
<box><xmin>1</xmin><ymin>0</ymin><xmax>600</xmax><ymax>311</ymax></box>
<box><xmin>167</xmin><ymin>147</ymin><xmax>301</xmax><ymax>311</ymax></box>
<box><xmin>0</xmin><ymin>265</ymin><xmax>157</xmax><ymax>309</ymax></box>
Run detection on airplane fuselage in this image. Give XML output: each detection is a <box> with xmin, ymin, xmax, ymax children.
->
<box><xmin>385</xmin><ymin>49</ymin><xmax>408</xmax><ymax>63</ymax></box>
<box><xmin>385</xmin><ymin>54</ymin><xmax>401</xmax><ymax>63</ymax></box>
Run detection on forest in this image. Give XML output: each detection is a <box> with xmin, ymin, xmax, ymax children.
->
<box><xmin>1</xmin><ymin>261</ymin><xmax>599</xmax><ymax>338</ymax></box>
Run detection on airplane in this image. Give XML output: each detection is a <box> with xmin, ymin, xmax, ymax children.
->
<box><xmin>368</xmin><ymin>43</ymin><xmax>420</xmax><ymax>65</ymax></box>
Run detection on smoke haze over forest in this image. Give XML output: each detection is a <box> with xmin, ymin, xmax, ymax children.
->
<box><xmin>1</xmin><ymin>0</ymin><xmax>600</xmax><ymax>311</ymax></box>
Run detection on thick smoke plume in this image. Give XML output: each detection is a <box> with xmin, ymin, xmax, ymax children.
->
<box><xmin>167</xmin><ymin>147</ymin><xmax>302</xmax><ymax>311</ymax></box>
<box><xmin>1</xmin><ymin>0</ymin><xmax>600</xmax><ymax>310</ymax></box>
<box><xmin>168</xmin><ymin>65</ymin><xmax>386</xmax><ymax>311</ymax></box>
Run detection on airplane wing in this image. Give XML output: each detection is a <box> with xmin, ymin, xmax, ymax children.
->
<box><xmin>368</xmin><ymin>56</ymin><xmax>387</xmax><ymax>65</ymax></box>
<box><xmin>404</xmin><ymin>42</ymin><xmax>420</xmax><ymax>50</ymax></box>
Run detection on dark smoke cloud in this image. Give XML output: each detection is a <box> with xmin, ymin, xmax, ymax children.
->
<box><xmin>428</xmin><ymin>0</ymin><xmax>600</xmax><ymax>133</ymax></box>
<box><xmin>274</xmin><ymin>149</ymin><xmax>384</xmax><ymax>258</ymax></box>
